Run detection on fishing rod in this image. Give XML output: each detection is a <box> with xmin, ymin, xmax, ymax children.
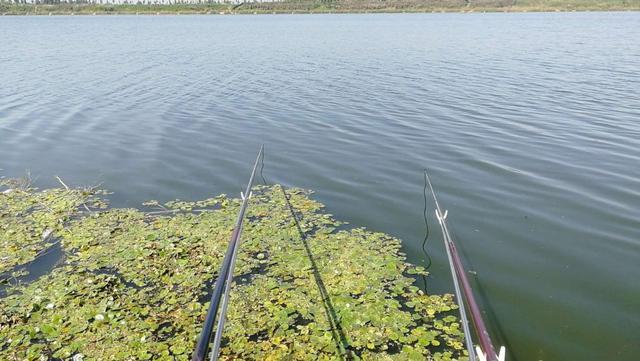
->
<box><xmin>425</xmin><ymin>172</ymin><xmax>505</xmax><ymax>361</ymax></box>
<box><xmin>192</xmin><ymin>145</ymin><xmax>264</xmax><ymax>361</ymax></box>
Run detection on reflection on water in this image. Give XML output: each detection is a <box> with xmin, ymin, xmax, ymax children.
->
<box><xmin>1</xmin><ymin>12</ymin><xmax>639</xmax><ymax>361</ymax></box>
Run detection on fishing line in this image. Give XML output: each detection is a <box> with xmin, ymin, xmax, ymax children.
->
<box><xmin>421</xmin><ymin>170</ymin><xmax>433</xmax><ymax>290</ymax></box>
<box><xmin>259</xmin><ymin>147</ymin><xmax>267</xmax><ymax>186</ymax></box>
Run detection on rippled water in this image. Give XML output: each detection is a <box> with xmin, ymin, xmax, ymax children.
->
<box><xmin>1</xmin><ymin>12</ymin><xmax>639</xmax><ymax>361</ymax></box>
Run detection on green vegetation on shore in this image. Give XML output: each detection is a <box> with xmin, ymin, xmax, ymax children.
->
<box><xmin>0</xmin><ymin>0</ymin><xmax>638</xmax><ymax>15</ymax></box>
<box><xmin>1</xmin><ymin>179</ymin><xmax>466</xmax><ymax>360</ymax></box>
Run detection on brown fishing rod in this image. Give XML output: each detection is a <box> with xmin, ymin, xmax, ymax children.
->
<box><xmin>425</xmin><ymin>171</ymin><xmax>505</xmax><ymax>361</ymax></box>
<box><xmin>192</xmin><ymin>145</ymin><xmax>264</xmax><ymax>361</ymax></box>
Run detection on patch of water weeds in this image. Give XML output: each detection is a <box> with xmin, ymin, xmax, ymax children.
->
<box><xmin>0</xmin><ymin>182</ymin><xmax>467</xmax><ymax>360</ymax></box>
<box><xmin>0</xmin><ymin>178</ymin><xmax>105</xmax><ymax>274</ymax></box>
<box><xmin>0</xmin><ymin>239</ymin><xmax>66</xmax><ymax>298</ymax></box>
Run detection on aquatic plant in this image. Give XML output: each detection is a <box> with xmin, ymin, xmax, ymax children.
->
<box><xmin>0</xmin><ymin>183</ymin><xmax>467</xmax><ymax>360</ymax></box>
<box><xmin>0</xmin><ymin>178</ymin><xmax>103</xmax><ymax>274</ymax></box>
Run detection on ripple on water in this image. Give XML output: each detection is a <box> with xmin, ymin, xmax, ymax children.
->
<box><xmin>1</xmin><ymin>12</ymin><xmax>639</xmax><ymax>361</ymax></box>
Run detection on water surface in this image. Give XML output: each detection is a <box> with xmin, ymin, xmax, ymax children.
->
<box><xmin>1</xmin><ymin>12</ymin><xmax>639</xmax><ymax>361</ymax></box>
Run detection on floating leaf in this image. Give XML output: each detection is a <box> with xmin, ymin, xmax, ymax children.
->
<box><xmin>0</xmin><ymin>183</ymin><xmax>466</xmax><ymax>360</ymax></box>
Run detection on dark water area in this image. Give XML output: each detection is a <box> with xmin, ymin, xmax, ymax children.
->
<box><xmin>1</xmin><ymin>12</ymin><xmax>639</xmax><ymax>361</ymax></box>
<box><xmin>0</xmin><ymin>240</ymin><xmax>65</xmax><ymax>298</ymax></box>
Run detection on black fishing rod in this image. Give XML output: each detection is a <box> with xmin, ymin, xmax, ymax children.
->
<box><xmin>192</xmin><ymin>145</ymin><xmax>264</xmax><ymax>361</ymax></box>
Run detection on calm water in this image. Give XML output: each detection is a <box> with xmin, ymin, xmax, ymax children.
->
<box><xmin>1</xmin><ymin>12</ymin><xmax>639</xmax><ymax>361</ymax></box>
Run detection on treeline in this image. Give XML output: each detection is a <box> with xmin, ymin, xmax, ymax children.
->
<box><xmin>0</xmin><ymin>2</ymin><xmax>229</xmax><ymax>13</ymax></box>
<box><xmin>239</xmin><ymin>0</ymin><xmax>639</xmax><ymax>12</ymax></box>
<box><xmin>2</xmin><ymin>0</ymin><xmax>231</xmax><ymax>3</ymax></box>
<box><xmin>1</xmin><ymin>0</ymin><xmax>639</xmax><ymax>14</ymax></box>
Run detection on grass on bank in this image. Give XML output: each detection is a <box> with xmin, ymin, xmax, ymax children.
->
<box><xmin>1</xmin><ymin>0</ymin><xmax>639</xmax><ymax>15</ymax></box>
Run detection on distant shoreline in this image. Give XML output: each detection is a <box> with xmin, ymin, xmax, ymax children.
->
<box><xmin>2</xmin><ymin>1</ymin><xmax>639</xmax><ymax>16</ymax></box>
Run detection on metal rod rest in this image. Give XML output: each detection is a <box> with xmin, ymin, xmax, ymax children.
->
<box><xmin>426</xmin><ymin>172</ymin><xmax>503</xmax><ymax>361</ymax></box>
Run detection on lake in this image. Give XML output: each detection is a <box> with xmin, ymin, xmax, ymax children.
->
<box><xmin>1</xmin><ymin>12</ymin><xmax>639</xmax><ymax>361</ymax></box>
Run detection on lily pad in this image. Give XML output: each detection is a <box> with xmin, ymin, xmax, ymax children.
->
<box><xmin>0</xmin><ymin>182</ymin><xmax>467</xmax><ymax>360</ymax></box>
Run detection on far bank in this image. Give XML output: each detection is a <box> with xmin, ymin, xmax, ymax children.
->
<box><xmin>1</xmin><ymin>0</ymin><xmax>639</xmax><ymax>15</ymax></box>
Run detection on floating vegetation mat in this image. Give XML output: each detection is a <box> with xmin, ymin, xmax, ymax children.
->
<box><xmin>0</xmin><ymin>178</ymin><xmax>106</xmax><ymax>274</ymax></box>
<box><xmin>0</xmin><ymin>181</ymin><xmax>467</xmax><ymax>360</ymax></box>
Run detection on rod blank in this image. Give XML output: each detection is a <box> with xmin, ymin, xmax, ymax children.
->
<box><xmin>426</xmin><ymin>171</ymin><xmax>503</xmax><ymax>361</ymax></box>
<box><xmin>191</xmin><ymin>145</ymin><xmax>264</xmax><ymax>361</ymax></box>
